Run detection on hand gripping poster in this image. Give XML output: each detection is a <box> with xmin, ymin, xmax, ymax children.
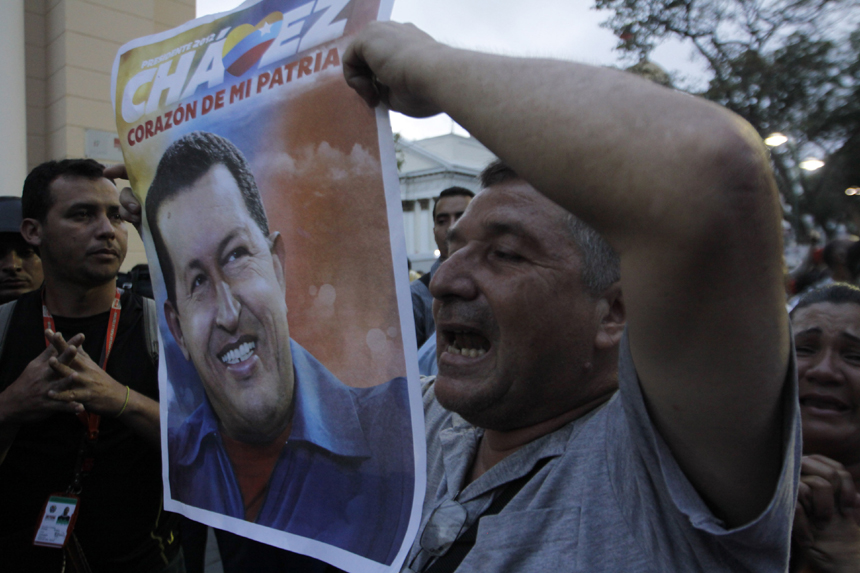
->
<box><xmin>110</xmin><ymin>1</ymin><xmax>424</xmax><ymax>571</ymax></box>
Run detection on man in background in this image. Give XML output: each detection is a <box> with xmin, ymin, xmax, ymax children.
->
<box><xmin>0</xmin><ymin>159</ymin><xmax>180</xmax><ymax>572</ymax></box>
<box><xmin>0</xmin><ymin>196</ymin><xmax>43</xmax><ymax>304</ymax></box>
<box><xmin>412</xmin><ymin>187</ymin><xmax>474</xmax><ymax>348</ymax></box>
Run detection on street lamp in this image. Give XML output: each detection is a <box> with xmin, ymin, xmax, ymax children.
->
<box><xmin>765</xmin><ymin>132</ymin><xmax>826</xmax><ymax>184</ymax></box>
<box><xmin>764</xmin><ymin>132</ymin><xmax>828</xmax><ymax>240</ymax></box>
<box><xmin>800</xmin><ymin>159</ymin><xmax>825</xmax><ymax>172</ymax></box>
<box><xmin>765</xmin><ymin>133</ymin><xmax>788</xmax><ymax>147</ymax></box>
<box><xmin>766</xmin><ymin>132</ymin><xmax>825</xmax><ymax>173</ymax></box>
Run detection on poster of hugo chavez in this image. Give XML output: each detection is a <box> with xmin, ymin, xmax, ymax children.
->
<box><xmin>111</xmin><ymin>1</ymin><xmax>425</xmax><ymax>571</ymax></box>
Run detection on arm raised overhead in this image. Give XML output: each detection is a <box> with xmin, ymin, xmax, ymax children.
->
<box><xmin>345</xmin><ymin>22</ymin><xmax>789</xmax><ymax>526</ymax></box>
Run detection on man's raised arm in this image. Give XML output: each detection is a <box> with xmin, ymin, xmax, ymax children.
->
<box><xmin>345</xmin><ymin>22</ymin><xmax>789</xmax><ymax>526</ymax></box>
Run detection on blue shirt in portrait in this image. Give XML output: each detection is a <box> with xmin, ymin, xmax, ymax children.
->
<box><xmin>168</xmin><ymin>340</ymin><xmax>414</xmax><ymax>565</ymax></box>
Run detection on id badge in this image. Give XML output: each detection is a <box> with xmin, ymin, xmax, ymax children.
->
<box><xmin>33</xmin><ymin>494</ymin><xmax>80</xmax><ymax>548</ymax></box>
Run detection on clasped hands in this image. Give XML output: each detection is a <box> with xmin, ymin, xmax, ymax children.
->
<box><xmin>2</xmin><ymin>330</ymin><xmax>127</xmax><ymax>424</ymax></box>
<box><xmin>794</xmin><ymin>455</ymin><xmax>860</xmax><ymax>573</ymax></box>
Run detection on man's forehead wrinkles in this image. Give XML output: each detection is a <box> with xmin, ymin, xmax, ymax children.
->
<box><xmin>63</xmin><ymin>199</ymin><xmax>118</xmax><ymax>213</ymax></box>
<box><xmin>66</xmin><ymin>201</ymin><xmax>99</xmax><ymax>210</ymax></box>
<box><xmin>795</xmin><ymin>327</ymin><xmax>823</xmax><ymax>337</ymax></box>
<box><xmin>54</xmin><ymin>176</ymin><xmax>118</xmax><ymax>198</ymax></box>
<box><xmin>447</xmin><ymin>210</ymin><xmax>543</xmax><ymax>242</ymax></box>
<box><xmin>795</xmin><ymin>325</ymin><xmax>860</xmax><ymax>342</ymax></box>
<box><xmin>479</xmin><ymin>215</ymin><xmax>541</xmax><ymax>244</ymax></box>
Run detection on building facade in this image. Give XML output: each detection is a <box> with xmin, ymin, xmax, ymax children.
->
<box><xmin>2</xmin><ymin>0</ymin><xmax>195</xmax><ymax>270</ymax></box>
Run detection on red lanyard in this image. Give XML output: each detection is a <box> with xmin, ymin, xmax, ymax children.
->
<box><xmin>42</xmin><ymin>288</ymin><xmax>122</xmax><ymax>440</ymax></box>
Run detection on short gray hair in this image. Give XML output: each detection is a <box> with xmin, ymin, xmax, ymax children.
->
<box><xmin>480</xmin><ymin>159</ymin><xmax>620</xmax><ymax>295</ymax></box>
<box><xmin>562</xmin><ymin>213</ymin><xmax>620</xmax><ymax>295</ymax></box>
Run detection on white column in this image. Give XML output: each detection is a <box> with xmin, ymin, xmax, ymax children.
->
<box><xmin>402</xmin><ymin>209</ymin><xmax>415</xmax><ymax>254</ymax></box>
<box><xmin>416</xmin><ymin>200</ymin><xmax>430</xmax><ymax>254</ymax></box>
<box><xmin>0</xmin><ymin>1</ymin><xmax>27</xmax><ymax>196</ymax></box>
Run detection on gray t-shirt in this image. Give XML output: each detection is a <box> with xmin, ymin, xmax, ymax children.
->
<box><xmin>406</xmin><ymin>332</ymin><xmax>800</xmax><ymax>572</ymax></box>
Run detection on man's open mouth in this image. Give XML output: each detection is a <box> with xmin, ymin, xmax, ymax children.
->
<box><xmin>443</xmin><ymin>329</ymin><xmax>490</xmax><ymax>358</ymax></box>
<box><xmin>218</xmin><ymin>336</ymin><xmax>257</xmax><ymax>365</ymax></box>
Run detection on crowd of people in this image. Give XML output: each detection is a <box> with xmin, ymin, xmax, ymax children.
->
<box><xmin>0</xmin><ymin>20</ymin><xmax>858</xmax><ymax>573</ymax></box>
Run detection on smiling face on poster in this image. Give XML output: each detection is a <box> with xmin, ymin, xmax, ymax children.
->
<box><xmin>111</xmin><ymin>1</ymin><xmax>423</xmax><ymax>571</ymax></box>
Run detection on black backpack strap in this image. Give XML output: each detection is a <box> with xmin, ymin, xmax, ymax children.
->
<box><xmin>141</xmin><ymin>296</ymin><xmax>159</xmax><ymax>366</ymax></box>
<box><xmin>424</xmin><ymin>456</ymin><xmax>552</xmax><ymax>573</ymax></box>
<box><xmin>0</xmin><ymin>300</ymin><xmax>17</xmax><ymax>364</ymax></box>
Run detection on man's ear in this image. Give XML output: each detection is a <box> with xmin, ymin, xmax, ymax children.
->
<box><xmin>268</xmin><ymin>231</ymin><xmax>287</xmax><ymax>294</ymax></box>
<box><xmin>594</xmin><ymin>282</ymin><xmax>625</xmax><ymax>350</ymax></box>
<box><xmin>20</xmin><ymin>218</ymin><xmax>42</xmax><ymax>248</ymax></box>
<box><xmin>164</xmin><ymin>300</ymin><xmax>190</xmax><ymax>361</ymax></box>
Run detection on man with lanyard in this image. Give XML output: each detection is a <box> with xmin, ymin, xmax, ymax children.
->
<box><xmin>0</xmin><ymin>159</ymin><xmax>181</xmax><ymax>572</ymax></box>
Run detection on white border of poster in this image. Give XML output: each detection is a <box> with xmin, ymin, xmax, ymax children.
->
<box><xmin>111</xmin><ymin>1</ymin><xmax>425</xmax><ymax>571</ymax></box>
